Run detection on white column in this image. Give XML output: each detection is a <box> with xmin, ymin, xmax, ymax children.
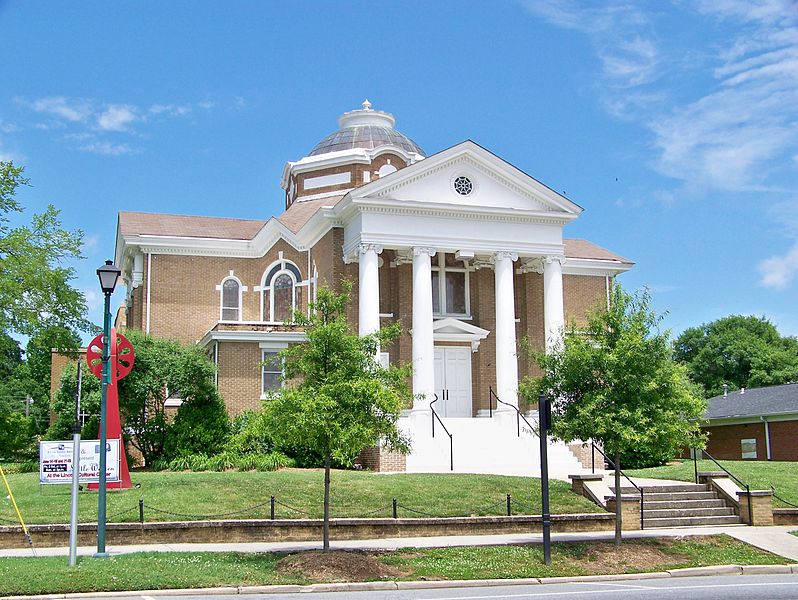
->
<box><xmin>543</xmin><ymin>255</ymin><xmax>565</xmax><ymax>352</ymax></box>
<box><xmin>411</xmin><ymin>246</ymin><xmax>436</xmax><ymax>412</ymax></box>
<box><xmin>494</xmin><ymin>251</ymin><xmax>519</xmax><ymax>410</ymax></box>
<box><xmin>358</xmin><ymin>243</ymin><xmax>382</xmax><ymax>337</ymax></box>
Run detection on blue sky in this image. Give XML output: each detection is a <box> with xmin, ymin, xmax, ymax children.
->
<box><xmin>1</xmin><ymin>0</ymin><xmax>796</xmax><ymax>343</ymax></box>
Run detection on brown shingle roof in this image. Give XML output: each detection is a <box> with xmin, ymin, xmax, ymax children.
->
<box><xmin>564</xmin><ymin>239</ymin><xmax>633</xmax><ymax>264</ymax></box>
<box><xmin>118</xmin><ymin>211</ymin><xmax>267</xmax><ymax>240</ymax></box>
<box><xmin>278</xmin><ymin>196</ymin><xmax>345</xmax><ymax>233</ymax></box>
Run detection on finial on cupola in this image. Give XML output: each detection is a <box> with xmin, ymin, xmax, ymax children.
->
<box><xmin>362</xmin><ymin>99</ymin><xmax>372</xmax><ymax>110</ymax></box>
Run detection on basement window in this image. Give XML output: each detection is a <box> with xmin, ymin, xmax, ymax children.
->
<box><xmin>741</xmin><ymin>438</ymin><xmax>757</xmax><ymax>460</ymax></box>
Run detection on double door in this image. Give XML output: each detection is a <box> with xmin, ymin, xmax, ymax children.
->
<box><xmin>433</xmin><ymin>346</ymin><xmax>472</xmax><ymax>417</ymax></box>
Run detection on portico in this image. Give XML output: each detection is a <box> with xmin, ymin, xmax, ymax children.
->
<box><xmin>351</xmin><ymin>239</ymin><xmax>569</xmax><ymax>416</ymax></box>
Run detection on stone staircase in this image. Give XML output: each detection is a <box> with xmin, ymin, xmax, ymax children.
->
<box><xmin>614</xmin><ymin>482</ymin><xmax>742</xmax><ymax>528</ymax></box>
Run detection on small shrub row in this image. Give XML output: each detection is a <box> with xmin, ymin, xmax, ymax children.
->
<box><xmin>150</xmin><ymin>451</ymin><xmax>294</xmax><ymax>473</ymax></box>
<box><xmin>0</xmin><ymin>460</ymin><xmax>38</xmax><ymax>474</ymax></box>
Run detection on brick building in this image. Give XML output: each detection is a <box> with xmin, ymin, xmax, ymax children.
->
<box><xmin>113</xmin><ymin>102</ymin><xmax>633</xmax><ymax>476</ymax></box>
<box><xmin>701</xmin><ymin>383</ymin><xmax>798</xmax><ymax>461</ymax></box>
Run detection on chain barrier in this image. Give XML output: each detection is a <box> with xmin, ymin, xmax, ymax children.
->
<box><xmin>771</xmin><ymin>486</ymin><xmax>798</xmax><ymax>509</ymax></box>
<box><xmin>272</xmin><ymin>499</ymin><xmax>312</xmax><ymax>517</ymax></box>
<box><xmin>0</xmin><ymin>515</ymin><xmax>19</xmax><ymax>524</ymax></box>
<box><xmin>143</xmin><ymin>499</ymin><xmax>273</xmax><ymax>520</ymax></box>
<box><xmin>332</xmin><ymin>504</ymin><xmax>391</xmax><ymax>518</ymax></box>
<box><xmin>106</xmin><ymin>504</ymin><xmax>140</xmax><ymax>522</ymax></box>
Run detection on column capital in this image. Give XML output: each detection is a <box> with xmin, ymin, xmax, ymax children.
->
<box><xmin>519</xmin><ymin>257</ymin><xmax>544</xmax><ymax>274</ymax></box>
<box><xmin>493</xmin><ymin>251</ymin><xmax>518</xmax><ymax>263</ymax></box>
<box><xmin>544</xmin><ymin>254</ymin><xmax>565</xmax><ymax>265</ymax></box>
<box><xmin>412</xmin><ymin>246</ymin><xmax>437</xmax><ymax>257</ymax></box>
<box><xmin>359</xmin><ymin>243</ymin><xmax>383</xmax><ymax>255</ymax></box>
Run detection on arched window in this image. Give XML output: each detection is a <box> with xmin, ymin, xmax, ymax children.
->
<box><xmin>220</xmin><ymin>277</ymin><xmax>241</xmax><ymax>321</ymax></box>
<box><xmin>273</xmin><ymin>273</ymin><xmax>294</xmax><ymax>322</ymax></box>
<box><xmin>260</xmin><ymin>259</ymin><xmax>302</xmax><ymax>323</ymax></box>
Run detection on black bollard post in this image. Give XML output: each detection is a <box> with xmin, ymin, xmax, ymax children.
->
<box><xmin>392</xmin><ymin>498</ymin><xmax>398</xmax><ymax>519</ymax></box>
<box><xmin>270</xmin><ymin>495</ymin><xmax>275</xmax><ymax>520</ymax></box>
<box><xmin>539</xmin><ymin>392</ymin><xmax>552</xmax><ymax>565</ymax></box>
<box><xmin>507</xmin><ymin>494</ymin><xmax>511</xmax><ymax>516</ymax></box>
<box><xmin>138</xmin><ymin>498</ymin><xmax>144</xmax><ymax>524</ymax></box>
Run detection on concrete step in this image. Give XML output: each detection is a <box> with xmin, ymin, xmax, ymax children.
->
<box><xmin>639</xmin><ymin>491</ymin><xmax>719</xmax><ymax>501</ymax></box>
<box><xmin>644</xmin><ymin>498</ymin><xmax>729</xmax><ymax>510</ymax></box>
<box><xmin>644</xmin><ymin>514</ymin><xmax>742</xmax><ymax>528</ymax></box>
<box><xmin>616</xmin><ymin>484</ymin><xmax>711</xmax><ymax>494</ymax></box>
<box><xmin>644</xmin><ymin>507</ymin><xmax>737</xmax><ymax>518</ymax></box>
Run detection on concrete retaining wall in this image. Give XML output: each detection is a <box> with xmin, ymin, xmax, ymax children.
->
<box><xmin>0</xmin><ymin>513</ymin><xmax>614</xmax><ymax>549</ymax></box>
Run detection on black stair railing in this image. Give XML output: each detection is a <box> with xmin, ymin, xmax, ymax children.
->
<box><xmin>591</xmin><ymin>442</ymin><xmax>645</xmax><ymax>530</ymax></box>
<box><xmin>691</xmin><ymin>448</ymin><xmax>752</xmax><ymax>525</ymax></box>
<box><xmin>489</xmin><ymin>386</ymin><xmax>538</xmax><ymax>438</ymax></box>
<box><xmin>430</xmin><ymin>394</ymin><xmax>453</xmax><ymax>471</ymax></box>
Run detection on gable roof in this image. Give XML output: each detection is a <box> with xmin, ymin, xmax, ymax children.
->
<box><xmin>705</xmin><ymin>383</ymin><xmax>798</xmax><ymax>420</ymax></box>
<box><xmin>564</xmin><ymin>239</ymin><xmax>633</xmax><ymax>265</ymax></box>
<box><xmin>118</xmin><ymin>211</ymin><xmax>267</xmax><ymax>240</ymax></box>
<box><xmin>278</xmin><ymin>196</ymin><xmax>345</xmax><ymax>233</ymax></box>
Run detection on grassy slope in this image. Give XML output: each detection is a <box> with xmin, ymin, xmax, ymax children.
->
<box><xmin>0</xmin><ymin>536</ymin><xmax>790</xmax><ymax>596</ymax></box>
<box><xmin>0</xmin><ymin>469</ymin><xmax>601</xmax><ymax>525</ymax></box>
<box><xmin>625</xmin><ymin>460</ymin><xmax>798</xmax><ymax>508</ymax></box>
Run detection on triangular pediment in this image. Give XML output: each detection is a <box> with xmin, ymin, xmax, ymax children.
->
<box><xmin>350</xmin><ymin>140</ymin><xmax>582</xmax><ymax>217</ymax></box>
<box><xmin>430</xmin><ymin>318</ymin><xmax>490</xmax><ymax>352</ymax></box>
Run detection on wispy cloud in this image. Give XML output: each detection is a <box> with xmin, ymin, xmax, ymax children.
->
<box><xmin>759</xmin><ymin>241</ymin><xmax>798</xmax><ymax>289</ymax></box>
<box><xmin>82</xmin><ymin>289</ymin><xmax>103</xmax><ymax>311</ymax></box>
<box><xmin>30</xmin><ymin>96</ymin><xmax>93</xmax><ymax>123</ymax></box>
<box><xmin>97</xmin><ymin>104</ymin><xmax>139</xmax><ymax>132</ymax></box>
<box><xmin>523</xmin><ymin>0</ymin><xmax>798</xmax><ymax>290</ymax></box>
<box><xmin>13</xmin><ymin>95</ymin><xmax>239</xmax><ymax>156</ymax></box>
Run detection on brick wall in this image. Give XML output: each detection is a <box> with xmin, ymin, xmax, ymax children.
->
<box><xmin>768</xmin><ymin>421</ymin><xmax>798</xmax><ymax>460</ymax></box>
<box><xmin>563</xmin><ymin>274</ymin><xmax>607</xmax><ymax>325</ymax></box>
<box><xmin>216</xmin><ymin>341</ymin><xmax>263</xmax><ymax>416</ymax></box>
<box><xmin>704</xmin><ymin>422</ymin><xmax>768</xmax><ymax>460</ymax></box>
<box><xmin>50</xmin><ymin>349</ymin><xmax>87</xmax><ymax>409</ymax></box>
<box><xmin>703</xmin><ymin>420</ymin><xmax>798</xmax><ymax>461</ymax></box>
<box><xmin>356</xmin><ymin>444</ymin><xmax>407</xmax><ymax>472</ymax></box>
<box><xmin>142</xmin><ymin>240</ymin><xmax>309</xmax><ymax>344</ymax></box>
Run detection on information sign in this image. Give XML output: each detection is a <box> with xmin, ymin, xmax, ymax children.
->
<box><xmin>39</xmin><ymin>440</ymin><xmax>120</xmax><ymax>485</ymax></box>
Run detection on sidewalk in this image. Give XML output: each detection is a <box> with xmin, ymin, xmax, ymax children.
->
<box><xmin>3</xmin><ymin>524</ymin><xmax>797</xmax><ymax>561</ymax></box>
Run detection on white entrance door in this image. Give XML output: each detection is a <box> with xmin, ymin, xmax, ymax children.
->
<box><xmin>433</xmin><ymin>346</ymin><xmax>472</xmax><ymax>417</ymax></box>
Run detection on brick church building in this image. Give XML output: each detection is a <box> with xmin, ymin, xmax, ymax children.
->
<box><xmin>113</xmin><ymin>101</ymin><xmax>633</xmax><ymax>477</ymax></box>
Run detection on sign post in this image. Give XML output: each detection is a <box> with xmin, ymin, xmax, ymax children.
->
<box><xmin>68</xmin><ymin>360</ymin><xmax>82</xmax><ymax>567</ymax></box>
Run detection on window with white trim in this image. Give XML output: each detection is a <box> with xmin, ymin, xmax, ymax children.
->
<box><xmin>260</xmin><ymin>259</ymin><xmax>303</xmax><ymax>323</ymax></box>
<box><xmin>261</xmin><ymin>350</ymin><xmax>283</xmax><ymax>396</ymax></box>
<box><xmin>431</xmin><ymin>252</ymin><xmax>470</xmax><ymax>317</ymax></box>
<box><xmin>741</xmin><ymin>438</ymin><xmax>757</xmax><ymax>460</ymax></box>
<box><xmin>220</xmin><ymin>276</ymin><xmax>242</xmax><ymax>321</ymax></box>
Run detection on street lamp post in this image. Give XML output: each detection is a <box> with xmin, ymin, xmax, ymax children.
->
<box><xmin>95</xmin><ymin>260</ymin><xmax>120</xmax><ymax>558</ymax></box>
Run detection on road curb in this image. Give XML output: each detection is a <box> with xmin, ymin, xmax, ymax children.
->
<box><xmin>3</xmin><ymin>564</ymin><xmax>797</xmax><ymax>599</ymax></box>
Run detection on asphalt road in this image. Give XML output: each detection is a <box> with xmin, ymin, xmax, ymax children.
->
<box><xmin>109</xmin><ymin>574</ymin><xmax>798</xmax><ymax>600</ymax></box>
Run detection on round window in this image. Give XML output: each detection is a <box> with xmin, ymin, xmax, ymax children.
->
<box><xmin>453</xmin><ymin>176</ymin><xmax>473</xmax><ymax>196</ymax></box>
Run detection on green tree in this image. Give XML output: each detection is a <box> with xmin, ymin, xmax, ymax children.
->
<box><xmin>50</xmin><ymin>330</ymin><xmax>229</xmax><ymax>464</ymax></box>
<box><xmin>0</xmin><ymin>161</ymin><xmax>89</xmax><ymax>338</ymax></box>
<box><xmin>674</xmin><ymin>315</ymin><xmax>798</xmax><ymax>397</ymax></box>
<box><xmin>117</xmin><ymin>330</ymin><xmax>229</xmax><ymax>464</ymax></box>
<box><xmin>524</xmin><ymin>283</ymin><xmax>705</xmax><ymax>545</ymax></box>
<box><xmin>263</xmin><ymin>283</ymin><xmax>411</xmax><ymax>551</ymax></box>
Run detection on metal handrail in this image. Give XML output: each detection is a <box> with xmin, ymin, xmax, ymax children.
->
<box><xmin>430</xmin><ymin>394</ymin><xmax>453</xmax><ymax>471</ymax></box>
<box><xmin>591</xmin><ymin>442</ymin><xmax>645</xmax><ymax>530</ymax></box>
<box><xmin>489</xmin><ymin>387</ymin><xmax>538</xmax><ymax>438</ymax></box>
<box><xmin>693</xmin><ymin>448</ymin><xmax>753</xmax><ymax>525</ymax></box>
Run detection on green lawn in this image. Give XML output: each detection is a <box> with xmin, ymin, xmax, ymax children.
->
<box><xmin>0</xmin><ymin>468</ymin><xmax>602</xmax><ymax>525</ymax></box>
<box><xmin>626</xmin><ymin>459</ymin><xmax>798</xmax><ymax>508</ymax></box>
<box><xmin>0</xmin><ymin>536</ymin><xmax>789</xmax><ymax>596</ymax></box>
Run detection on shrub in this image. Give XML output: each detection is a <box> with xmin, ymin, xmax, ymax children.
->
<box><xmin>224</xmin><ymin>411</ymin><xmax>274</xmax><ymax>455</ymax></box>
<box><xmin>164</xmin><ymin>391</ymin><xmax>230</xmax><ymax>460</ymax></box>
<box><xmin>0</xmin><ymin>412</ymin><xmax>35</xmax><ymax>461</ymax></box>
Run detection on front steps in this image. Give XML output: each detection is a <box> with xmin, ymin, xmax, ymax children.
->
<box><xmin>613</xmin><ymin>482</ymin><xmax>741</xmax><ymax>528</ymax></box>
<box><xmin>399</xmin><ymin>412</ymin><xmax>590</xmax><ymax>480</ymax></box>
